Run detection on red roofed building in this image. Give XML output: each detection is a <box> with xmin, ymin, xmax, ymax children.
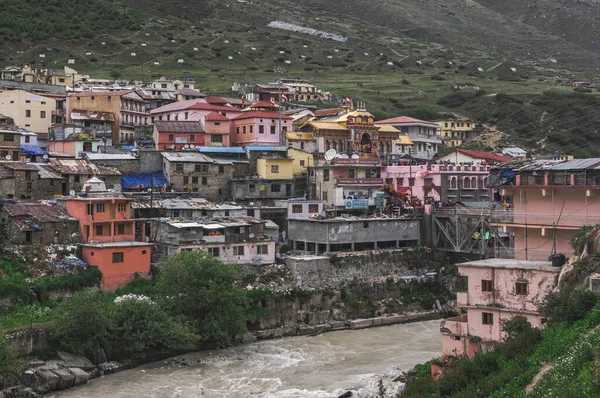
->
<box><xmin>153</xmin><ymin>121</ymin><xmax>205</xmax><ymax>150</ymax></box>
<box><xmin>150</xmin><ymin>99</ymin><xmax>242</xmax><ymax>125</ymax></box>
<box><xmin>439</xmin><ymin>149</ymin><xmax>511</xmax><ymax>165</ymax></box>
<box><xmin>204</xmin><ymin>112</ymin><xmax>232</xmax><ymax>146</ymax></box>
<box><xmin>231</xmin><ymin>101</ymin><xmax>292</xmax><ymax>146</ymax></box>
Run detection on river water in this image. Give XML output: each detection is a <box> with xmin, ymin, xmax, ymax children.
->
<box><xmin>50</xmin><ymin>320</ymin><xmax>440</xmax><ymax>398</ymax></box>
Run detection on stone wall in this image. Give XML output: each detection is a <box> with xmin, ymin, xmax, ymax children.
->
<box><xmin>138</xmin><ymin>150</ymin><xmax>163</xmax><ymax>173</ymax></box>
<box><xmin>90</xmin><ymin>159</ymin><xmax>140</xmax><ymax>175</ymax></box>
<box><xmin>5</xmin><ymin>325</ymin><xmax>51</xmax><ymax>356</ymax></box>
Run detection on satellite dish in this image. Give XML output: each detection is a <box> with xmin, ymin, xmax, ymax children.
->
<box><xmin>43</xmin><ymin>154</ymin><xmax>49</xmax><ymax>160</ymax></box>
<box><xmin>334</xmin><ymin>153</ymin><xmax>343</xmax><ymax>158</ymax></box>
<box><xmin>184</xmin><ymin>145</ymin><xmax>190</xmax><ymax>149</ymax></box>
<box><xmin>5</xmin><ymin>155</ymin><xmax>11</xmax><ymax>160</ymax></box>
<box><xmin>324</xmin><ymin>149</ymin><xmax>337</xmax><ymax>161</ymax></box>
<box><xmin>249</xmin><ymin>202</ymin><xmax>255</xmax><ymax>206</ymax></box>
<box><xmin>351</xmin><ymin>154</ymin><xmax>360</xmax><ymax>159</ymax></box>
<box><xmin>340</xmin><ymin>154</ymin><xmax>349</xmax><ymax>159</ymax></box>
<box><xmin>69</xmin><ymin>190</ymin><xmax>75</xmax><ymax>196</ymax></box>
<box><xmin>190</xmin><ymin>144</ymin><xmax>195</xmax><ymax>149</ymax></box>
<box><xmin>249</xmin><ymin>233</ymin><xmax>255</xmax><ymax>239</ymax></box>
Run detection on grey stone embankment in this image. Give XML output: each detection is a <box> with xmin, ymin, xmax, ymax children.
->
<box><xmin>251</xmin><ymin>311</ymin><xmax>443</xmax><ymax>340</ymax></box>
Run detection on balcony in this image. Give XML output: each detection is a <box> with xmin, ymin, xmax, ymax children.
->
<box><xmin>440</xmin><ymin>314</ymin><xmax>468</xmax><ymax>336</ymax></box>
<box><xmin>433</xmin><ymin>207</ymin><xmax>514</xmax><ymax>223</ymax></box>
<box><xmin>457</xmin><ymin>292</ymin><xmax>468</xmax><ymax>307</ymax></box>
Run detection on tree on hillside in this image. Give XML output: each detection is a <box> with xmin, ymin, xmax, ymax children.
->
<box><xmin>156</xmin><ymin>251</ymin><xmax>247</xmax><ymax>346</ymax></box>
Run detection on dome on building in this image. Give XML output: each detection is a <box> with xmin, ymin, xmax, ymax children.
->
<box><xmin>82</xmin><ymin>176</ymin><xmax>106</xmax><ymax>193</ymax></box>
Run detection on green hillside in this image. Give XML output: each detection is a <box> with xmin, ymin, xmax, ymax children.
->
<box><xmin>1</xmin><ymin>0</ymin><xmax>600</xmax><ymax>157</ymax></box>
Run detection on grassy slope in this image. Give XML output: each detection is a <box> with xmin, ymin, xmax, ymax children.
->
<box><xmin>1</xmin><ymin>0</ymin><xmax>600</xmax><ymax>156</ymax></box>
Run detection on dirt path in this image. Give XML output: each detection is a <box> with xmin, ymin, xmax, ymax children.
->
<box><xmin>525</xmin><ymin>363</ymin><xmax>553</xmax><ymax>394</ymax></box>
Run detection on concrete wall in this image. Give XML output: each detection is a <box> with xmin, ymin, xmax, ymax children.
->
<box><xmin>0</xmin><ymin>90</ymin><xmax>56</xmax><ymax>134</ymax></box>
<box><xmin>163</xmin><ymin>159</ymin><xmax>233</xmax><ymax>201</ymax></box>
<box><xmin>138</xmin><ymin>150</ymin><xmax>163</xmax><ymax>173</ymax></box>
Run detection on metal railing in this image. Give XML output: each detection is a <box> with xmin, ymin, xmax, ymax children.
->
<box><xmin>433</xmin><ymin>207</ymin><xmax>515</xmax><ymax>222</ymax></box>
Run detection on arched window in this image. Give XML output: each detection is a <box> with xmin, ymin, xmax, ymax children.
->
<box><xmin>325</xmin><ymin>140</ymin><xmax>330</xmax><ymax>151</ymax></box>
<box><xmin>450</xmin><ymin>177</ymin><xmax>457</xmax><ymax>189</ymax></box>
<box><xmin>464</xmin><ymin>177</ymin><xmax>471</xmax><ymax>189</ymax></box>
<box><xmin>471</xmin><ymin>177</ymin><xmax>477</xmax><ymax>188</ymax></box>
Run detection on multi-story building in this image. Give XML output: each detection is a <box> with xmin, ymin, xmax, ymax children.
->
<box><xmin>0</xmin><ymin>90</ymin><xmax>56</xmax><ymax>136</ymax></box>
<box><xmin>57</xmin><ymin>177</ymin><xmax>152</xmax><ymax>291</ymax></box>
<box><xmin>204</xmin><ymin>112</ymin><xmax>232</xmax><ymax>147</ymax></box>
<box><xmin>0</xmin><ymin>162</ymin><xmax>62</xmax><ymax>199</ymax></box>
<box><xmin>382</xmin><ymin>162</ymin><xmax>493</xmax><ymax>202</ymax></box>
<box><xmin>286</xmin><ymin>132</ymin><xmax>317</xmax><ymax>153</ymax></box>
<box><xmin>68</xmin><ymin>110</ymin><xmax>114</xmax><ymax>145</ymax></box>
<box><xmin>153</xmin><ymin>121</ymin><xmax>205</xmax><ymax>150</ymax></box>
<box><xmin>47</xmin><ymin>158</ymin><xmax>121</xmax><ymax>195</ymax></box>
<box><xmin>158</xmin><ymin>198</ymin><xmax>266</xmax><ymax>219</ymax></box>
<box><xmin>231</xmin><ymin>101</ymin><xmax>292</xmax><ymax>146</ymax></box>
<box><xmin>0</xmin><ymin>129</ymin><xmax>22</xmax><ymax>161</ymax></box>
<box><xmin>376</xmin><ymin>116</ymin><xmax>442</xmax><ymax>159</ymax></box>
<box><xmin>489</xmin><ymin>158</ymin><xmax>600</xmax><ymax>261</ymax></box>
<box><xmin>161</xmin><ymin>152</ymin><xmax>233</xmax><ymax>201</ymax></box>
<box><xmin>150</xmin><ymin>99</ymin><xmax>241</xmax><ymax>125</ymax></box>
<box><xmin>153</xmin><ymin>216</ymin><xmax>276</xmax><ymax>265</ymax></box>
<box><xmin>439</xmin><ymin>149</ymin><xmax>510</xmax><ymax>165</ymax></box>
<box><xmin>47</xmin><ymin>136</ymin><xmax>102</xmax><ymax>158</ymax></box>
<box><xmin>440</xmin><ymin>258</ymin><xmax>559</xmax><ymax>358</ymax></box>
<box><xmin>437</xmin><ymin>119</ymin><xmax>482</xmax><ymax>147</ymax></box>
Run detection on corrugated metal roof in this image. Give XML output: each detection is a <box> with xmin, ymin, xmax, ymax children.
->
<box><xmin>247</xmin><ymin>146</ymin><xmax>288</xmax><ymax>151</ymax></box>
<box><xmin>85</xmin><ymin>153</ymin><xmax>136</xmax><ymax>161</ymax></box>
<box><xmin>161</xmin><ymin>152</ymin><xmax>212</xmax><ymax>163</ymax></box>
<box><xmin>4</xmin><ymin>202</ymin><xmax>77</xmax><ymax>224</ymax></box>
<box><xmin>549</xmin><ymin>158</ymin><xmax>600</xmax><ymax>170</ymax></box>
<box><xmin>47</xmin><ymin>159</ymin><xmax>121</xmax><ymax>175</ymax></box>
<box><xmin>154</xmin><ymin>121</ymin><xmax>204</xmax><ymax>133</ymax></box>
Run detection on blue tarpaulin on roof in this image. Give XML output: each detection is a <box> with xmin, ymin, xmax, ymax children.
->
<box><xmin>121</xmin><ymin>172</ymin><xmax>168</xmax><ymax>189</ymax></box>
<box><xmin>122</xmin><ymin>145</ymin><xmax>136</xmax><ymax>151</ymax></box>
<box><xmin>20</xmin><ymin>144</ymin><xmax>48</xmax><ymax>155</ymax></box>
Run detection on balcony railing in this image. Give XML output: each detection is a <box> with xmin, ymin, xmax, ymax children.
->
<box><xmin>433</xmin><ymin>208</ymin><xmax>514</xmax><ymax>223</ymax></box>
<box><xmin>511</xmin><ymin>212</ymin><xmax>600</xmax><ymax>227</ymax></box>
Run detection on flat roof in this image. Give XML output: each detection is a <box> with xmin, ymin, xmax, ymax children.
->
<box><xmin>290</xmin><ymin>216</ymin><xmax>419</xmax><ymax>223</ymax></box>
<box><xmin>457</xmin><ymin>258</ymin><xmax>559</xmax><ymax>271</ymax></box>
<box><xmin>81</xmin><ymin>241</ymin><xmax>153</xmax><ymax>248</ymax></box>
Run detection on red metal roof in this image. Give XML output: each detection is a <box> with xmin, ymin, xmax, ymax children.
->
<box><xmin>174</xmin><ymin>88</ymin><xmax>206</xmax><ymax>97</ymax></box>
<box><xmin>205</xmin><ymin>112</ymin><xmax>230</xmax><ymax>121</ymax></box>
<box><xmin>187</xmin><ymin>102</ymin><xmax>242</xmax><ymax>113</ymax></box>
<box><xmin>452</xmin><ymin>149</ymin><xmax>511</xmax><ymax>163</ymax></box>
<box><xmin>250</xmin><ymin>101</ymin><xmax>277</xmax><ymax>109</ymax></box>
<box><xmin>233</xmin><ymin>111</ymin><xmax>292</xmax><ymax>120</ymax></box>
<box><xmin>315</xmin><ymin>108</ymin><xmax>343</xmax><ymax>117</ymax></box>
<box><xmin>206</xmin><ymin>95</ymin><xmax>229</xmax><ymax>105</ymax></box>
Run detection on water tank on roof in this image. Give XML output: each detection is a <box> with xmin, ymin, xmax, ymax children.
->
<box><xmin>550</xmin><ymin>253</ymin><xmax>566</xmax><ymax>267</ymax></box>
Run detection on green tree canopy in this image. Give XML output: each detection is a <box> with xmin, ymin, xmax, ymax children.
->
<box><xmin>156</xmin><ymin>251</ymin><xmax>247</xmax><ymax>346</ymax></box>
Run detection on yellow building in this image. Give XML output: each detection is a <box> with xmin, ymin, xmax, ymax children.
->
<box><xmin>287</xmin><ymin>147</ymin><xmax>313</xmax><ymax>175</ymax></box>
<box><xmin>256</xmin><ymin>158</ymin><xmax>294</xmax><ymax>180</ymax></box>
<box><xmin>0</xmin><ymin>90</ymin><xmax>56</xmax><ymax>135</ymax></box>
<box><xmin>437</xmin><ymin>119</ymin><xmax>481</xmax><ymax>147</ymax></box>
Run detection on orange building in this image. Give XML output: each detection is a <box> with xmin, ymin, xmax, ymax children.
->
<box><xmin>58</xmin><ymin>177</ymin><xmax>152</xmax><ymax>290</ymax></box>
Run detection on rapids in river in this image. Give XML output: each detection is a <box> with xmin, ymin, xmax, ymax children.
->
<box><xmin>49</xmin><ymin>320</ymin><xmax>441</xmax><ymax>398</ymax></box>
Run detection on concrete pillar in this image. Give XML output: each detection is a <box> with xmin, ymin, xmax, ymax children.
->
<box><xmin>396</xmin><ymin>240</ymin><xmax>400</xmax><ymax>248</ymax></box>
<box><xmin>351</xmin><ymin>242</ymin><xmax>355</xmax><ymax>251</ymax></box>
<box><xmin>140</xmin><ymin>222</ymin><xmax>146</xmax><ymax>243</ymax></box>
<box><xmin>326</xmin><ymin>243</ymin><xmax>330</xmax><ymax>253</ymax></box>
<box><xmin>373</xmin><ymin>241</ymin><xmax>377</xmax><ymax>249</ymax></box>
<box><xmin>293</xmin><ymin>240</ymin><xmax>297</xmax><ymax>250</ymax></box>
<box><xmin>314</xmin><ymin>243</ymin><xmax>318</xmax><ymax>255</ymax></box>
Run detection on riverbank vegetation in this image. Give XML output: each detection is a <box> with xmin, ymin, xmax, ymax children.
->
<box><xmin>399</xmin><ymin>288</ymin><xmax>600</xmax><ymax>397</ymax></box>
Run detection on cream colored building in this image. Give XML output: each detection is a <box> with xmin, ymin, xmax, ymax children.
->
<box><xmin>0</xmin><ymin>90</ymin><xmax>56</xmax><ymax>134</ymax></box>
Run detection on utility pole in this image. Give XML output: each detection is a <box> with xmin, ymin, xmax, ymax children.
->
<box><xmin>274</xmin><ymin>65</ymin><xmax>286</xmax><ymax>147</ymax></box>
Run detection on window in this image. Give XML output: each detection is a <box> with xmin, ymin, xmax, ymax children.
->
<box><xmin>424</xmin><ymin>177</ymin><xmax>433</xmax><ymax>186</ymax></box>
<box><xmin>25</xmin><ymin>110</ymin><xmax>31</xmax><ymax>118</ymax></box>
<box><xmin>202</xmin><ymin>177</ymin><xmax>207</xmax><ymax>185</ymax></box>
<box><xmin>482</xmin><ymin>280</ymin><xmax>493</xmax><ymax>292</ymax></box>
<box><xmin>219</xmin><ymin>165</ymin><xmax>225</xmax><ymax>174</ymax></box>
<box><xmin>192</xmin><ymin>176</ymin><xmax>199</xmax><ymax>184</ymax></box>
<box><xmin>190</xmin><ymin>134</ymin><xmax>195</xmax><ymax>142</ymax></box>
<box><xmin>515</xmin><ymin>282</ymin><xmax>528</xmax><ymax>295</ymax></box>
<box><xmin>40</xmin><ymin>111</ymin><xmax>46</xmax><ymax>119</ymax></box>
<box><xmin>233</xmin><ymin>246</ymin><xmax>244</xmax><ymax>256</ymax></box>
<box><xmin>96</xmin><ymin>203</ymin><xmax>105</xmax><ymax>212</ymax></box>
<box><xmin>26</xmin><ymin>181</ymin><xmax>32</xmax><ymax>189</ymax></box>
<box><xmin>118</xmin><ymin>203</ymin><xmax>126</xmax><ymax>212</ymax></box>
<box><xmin>116</xmin><ymin>224</ymin><xmax>125</xmax><ymax>235</ymax></box>
<box><xmin>95</xmin><ymin>225</ymin><xmax>104</xmax><ymax>236</ymax></box>
<box><xmin>208</xmin><ymin>247</ymin><xmax>220</xmax><ymax>257</ymax></box>
<box><xmin>308</xmin><ymin>204</ymin><xmax>319</xmax><ymax>213</ymax></box>
<box><xmin>249</xmin><ymin>184</ymin><xmax>255</xmax><ymax>193</ymax></box>
<box><xmin>363</xmin><ymin>221</ymin><xmax>369</xmax><ymax>228</ymax></box>
<box><xmin>176</xmin><ymin>163</ymin><xmax>183</xmax><ymax>172</ymax></box>
<box><xmin>211</xmin><ymin>135</ymin><xmax>223</xmax><ymax>143</ymax></box>
<box><xmin>185</xmin><ymin>112</ymin><xmax>189</xmax><ymax>120</ymax></box>
<box><xmin>87</xmin><ymin>204</ymin><xmax>94</xmax><ymax>215</ymax></box>
<box><xmin>271</xmin><ymin>165</ymin><xmax>279</xmax><ymax>173</ymax></box>
<box><xmin>3</xmin><ymin>134</ymin><xmax>13</xmax><ymax>141</ymax></box>
<box><xmin>142</xmin><ymin>250</ymin><xmax>147</xmax><ymax>255</ymax></box>
<box><xmin>482</xmin><ymin>312</ymin><xmax>494</xmax><ymax>325</ymax></box>
<box><xmin>183</xmin><ymin>176</ymin><xmax>189</xmax><ymax>184</ymax></box>
<box><xmin>323</xmin><ymin>169</ymin><xmax>330</xmax><ymax>182</ymax></box>
<box><xmin>464</xmin><ymin>178</ymin><xmax>471</xmax><ymax>189</ymax></box>
<box><xmin>271</xmin><ymin>125</ymin><xmax>276</xmax><ymax>134</ymax></box>
<box><xmin>396</xmin><ymin>178</ymin><xmax>404</xmax><ymax>186</ymax></box>
<box><xmin>292</xmin><ymin>204</ymin><xmax>303</xmax><ymax>213</ymax></box>
<box><xmin>348</xmin><ymin>169</ymin><xmax>355</xmax><ymax>178</ymax></box>
<box><xmin>112</xmin><ymin>252</ymin><xmax>124</xmax><ymax>263</ymax></box>
<box><xmin>408</xmin><ymin>178</ymin><xmax>415</xmax><ymax>186</ymax></box>
<box><xmin>195</xmin><ymin>164</ymin><xmax>209</xmax><ymax>173</ymax></box>
<box><xmin>168</xmin><ymin>134</ymin><xmax>174</xmax><ymax>141</ymax></box>
<box><xmin>259</xmin><ymin>125</ymin><xmax>264</xmax><ymax>134</ymax></box>
<box><xmin>257</xmin><ymin>245</ymin><xmax>268</xmax><ymax>255</ymax></box>
<box><xmin>271</xmin><ymin>184</ymin><xmax>281</xmax><ymax>193</ymax></box>
<box><xmin>300</xmin><ymin>160</ymin><xmax>305</xmax><ymax>167</ymax></box>
<box><xmin>323</xmin><ymin>192</ymin><xmax>328</xmax><ymax>201</ymax></box>
<box><xmin>24</xmin><ymin>135</ymin><xmax>30</xmax><ymax>143</ymax></box>
<box><xmin>236</xmin><ymin>127</ymin><xmax>240</xmax><ymax>135</ymax></box>
<box><xmin>243</xmin><ymin>126</ymin><xmax>247</xmax><ymax>134</ymax></box>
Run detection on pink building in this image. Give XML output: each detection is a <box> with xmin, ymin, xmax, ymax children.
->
<box><xmin>490</xmin><ymin>159</ymin><xmax>600</xmax><ymax>260</ymax></box>
<box><xmin>150</xmin><ymin>99</ymin><xmax>242</xmax><ymax>124</ymax></box>
<box><xmin>382</xmin><ymin>163</ymin><xmax>492</xmax><ymax>202</ymax></box>
<box><xmin>231</xmin><ymin>101</ymin><xmax>292</xmax><ymax>146</ymax></box>
<box><xmin>441</xmin><ymin>258</ymin><xmax>559</xmax><ymax>357</ymax></box>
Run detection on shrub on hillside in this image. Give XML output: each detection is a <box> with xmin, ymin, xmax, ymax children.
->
<box><xmin>541</xmin><ymin>289</ymin><xmax>600</xmax><ymax>325</ymax></box>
